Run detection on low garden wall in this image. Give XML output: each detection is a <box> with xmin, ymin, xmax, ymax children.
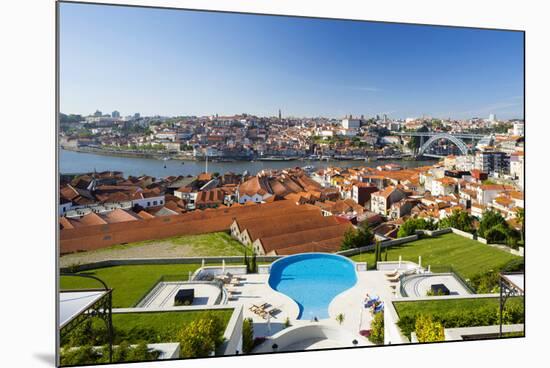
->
<box><xmin>61</xmin><ymin>256</ymin><xmax>282</xmax><ymax>273</ymax></box>
<box><xmin>336</xmin><ymin>234</ymin><xmax>418</xmax><ymax>257</ymax></box>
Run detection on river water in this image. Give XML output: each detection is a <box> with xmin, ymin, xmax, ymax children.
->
<box><xmin>59</xmin><ymin>149</ymin><xmax>437</xmax><ymax>177</ymax></box>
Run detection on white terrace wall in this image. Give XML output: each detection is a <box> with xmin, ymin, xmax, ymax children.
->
<box><xmin>62</xmin><ymin>256</ymin><xmax>282</xmax><ymax>273</ymax></box>
<box><xmin>336</xmin><ymin>234</ymin><xmax>418</xmax><ymax>257</ymax></box>
<box><xmin>220</xmin><ymin>304</ymin><xmax>244</xmax><ymax>355</ymax></box>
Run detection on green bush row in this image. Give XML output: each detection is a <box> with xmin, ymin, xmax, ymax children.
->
<box><xmin>397</xmin><ymin>302</ymin><xmax>524</xmax><ymax>339</ymax></box>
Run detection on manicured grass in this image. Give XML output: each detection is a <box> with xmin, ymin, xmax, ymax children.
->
<box><xmin>350</xmin><ymin>233</ymin><xmax>519</xmax><ymax>279</ymax></box>
<box><xmin>110</xmin><ymin>310</ymin><xmax>234</xmax><ymax>344</ymax></box>
<box><xmin>393</xmin><ymin>297</ymin><xmax>524</xmax><ymax>338</ymax></box>
<box><xmin>60</xmin><ymin>264</ymin><xmax>202</xmax><ymax>307</ymax></box>
<box><xmin>393</xmin><ymin>297</ymin><xmax>523</xmax><ymax>317</ymax></box>
<box><xmin>63</xmin><ymin>309</ymin><xmax>235</xmax><ymax>347</ymax></box>
<box><xmin>115</xmin><ymin>232</ymin><xmax>248</xmax><ymax>256</ymax></box>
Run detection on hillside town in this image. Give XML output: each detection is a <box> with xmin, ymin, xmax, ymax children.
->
<box><xmin>59</xmin><ymin>110</ymin><xmax>525</xmax><ymax>161</ymax></box>
<box><xmin>59</xmin><ymin>117</ymin><xmax>524</xmax><ymax>256</ymax></box>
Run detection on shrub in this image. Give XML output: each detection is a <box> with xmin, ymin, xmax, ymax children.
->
<box><xmin>340</xmin><ymin>223</ymin><xmax>374</xmax><ymax>250</ymax></box>
<box><xmin>470</xmin><ymin>258</ymin><xmax>524</xmax><ymax>293</ymax></box>
<box><xmin>398</xmin><ymin>218</ymin><xmax>437</xmax><ymax>238</ymax></box>
<box><xmin>438</xmin><ymin>209</ymin><xmax>474</xmax><ymax>233</ymax></box>
<box><xmin>484</xmin><ymin>223</ymin><xmax>510</xmax><ymax>244</ymax></box>
<box><xmin>112</xmin><ymin>341</ymin><xmax>130</xmax><ymax>363</ymax></box>
<box><xmin>369</xmin><ymin>311</ymin><xmax>384</xmax><ymax>344</ymax></box>
<box><xmin>478</xmin><ymin>210</ymin><xmax>506</xmax><ymax>238</ymax></box>
<box><xmin>397</xmin><ymin>300</ymin><xmax>524</xmax><ymax>339</ymax></box>
<box><xmin>177</xmin><ymin>314</ymin><xmax>225</xmax><ymax>358</ymax></box>
<box><xmin>415</xmin><ymin>315</ymin><xmax>444</xmax><ymax>343</ymax></box>
<box><xmin>60</xmin><ymin>345</ymin><xmax>99</xmax><ymax>366</ymax></box>
<box><xmin>283</xmin><ymin>317</ymin><xmax>291</xmax><ymax>329</ymax></box>
<box><xmin>242</xmin><ymin>318</ymin><xmax>254</xmax><ymax>353</ymax></box>
<box><xmin>426</xmin><ymin>289</ymin><xmax>445</xmax><ymax>296</ymax></box>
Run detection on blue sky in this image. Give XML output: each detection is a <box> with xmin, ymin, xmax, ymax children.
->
<box><xmin>59</xmin><ymin>2</ymin><xmax>524</xmax><ymax>119</ymax></box>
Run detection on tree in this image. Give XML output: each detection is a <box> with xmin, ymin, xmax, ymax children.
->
<box><xmin>438</xmin><ymin>209</ymin><xmax>475</xmax><ymax>233</ymax></box>
<box><xmin>250</xmin><ymin>251</ymin><xmax>257</xmax><ymax>273</ymax></box>
<box><xmin>478</xmin><ymin>210</ymin><xmax>507</xmax><ymax>238</ymax></box>
<box><xmin>177</xmin><ymin>315</ymin><xmax>225</xmax><ymax>358</ymax></box>
<box><xmin>369</xmin><ymin>311</ymin><xmax>384</xmax><ymax>344</ymax></box>
<box><xmin>397</xmin><ymin>218</ymin><xmax>437</xmax><ymax>238</ymax></box>
<box><xmin>340</xmin><ymin>223</ymin><xmax>374</xmax><ymax>251</ymax></box>
<box><xmin>243</xmin><ymin>249</ymin><xmax>249</xmax><ymax>273</ymax></box>
<box><xmin>336</xmin><ymin>313</ymin><xmax>345</xmax><ymax>325</ymax></box>
<box><xmin>415</xmin><ymin>314</ymin><xmax>445</xmax><ymax>343</ymax></box>
<box><xmin>515</xmin><ymin>208</ymin><xmax>525</xmax><ymax>243</ymax></box>
<box><xmin>374</xmin><ymin>240</ymin><xmax>383</xmax><ymax>268</ymax></box>
<box><xmin>242</xmin><ymin>318</ymin><xmax>255</xmax><ymax>353</ymax></box>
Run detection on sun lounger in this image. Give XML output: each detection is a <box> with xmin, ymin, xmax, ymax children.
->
<box><xmin>229</xmin><ymin>278</ymin><xmax>241</xmax><ymax>286</ymax></box>
<box><xmin>249</xmin><ymin>302</ymin><xmax>268</xmax><ymax>313</ymax></box>
<box><xmin>373</xmin><ymin>302</ymin><xmax>384</xmax><ymax>314</ymax></box>
<box><xmin>259</xmin><ymin>306</ymin><xmax>279</xmax><ymax>319</ymax></box>
<box><xmin>364</xmin><ymin>295</ymin><xmax>380</xmax><ymax>308</ymax></box>
<box><xmin>385</xmin><ymin>269</ymin><xmax>398</xmax><ymax>277</ymax></box>
<box><xmin>387</xmin><ymin>275</ymin><xmax>400</xmax><ymax>283</ymax></box>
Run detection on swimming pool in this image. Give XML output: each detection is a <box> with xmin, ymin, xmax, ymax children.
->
<box><xmin>268</xmin><ymin>253</ymin><xmax>357</xmax><ymax>320</ymax></box>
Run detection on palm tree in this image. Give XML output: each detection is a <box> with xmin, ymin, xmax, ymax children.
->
<box><xmin>336</xmin><ymin>313</ymin><xmax>345</xmax><ymax>325</ymax></box>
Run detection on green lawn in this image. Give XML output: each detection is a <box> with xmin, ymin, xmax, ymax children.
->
<box><xmin>116</xmin><ymin>232</ymin><xmax>248</xmax><ymax>256</ymax></box>
<box><xmin>394</xmin><ymin>297</ymin><xmax>523</xmax><ymax>317</ymax></box>
<box><xmin>60</xmin><ymin>264</ymin><xmax>202</xmax><ymax>307</ymax></box>
<box><xmin>393</xmin><ymin>297</ymin><xmax>524</xmax><ymax>338</ymax></box>
<box><xmin>62</xmin><ymin>309</ymin><xmax>235</xmax><ymax>347</ymax></box>
<box><xmin>110</xmin><ymin>310</ymin><xmax>234</xmax><ymax>344</ymax></box>
<box><xmin>350</xmin><ymin>233</ymin><xmax>519</xmax><ymax>279</ymax></box>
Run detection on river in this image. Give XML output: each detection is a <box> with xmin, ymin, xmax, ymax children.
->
<box><xmin>59</xmin><ymin>149</ymin><xmax>437</xmax><ymax>177</ymax></box>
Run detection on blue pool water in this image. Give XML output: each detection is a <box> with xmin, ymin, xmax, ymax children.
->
<box><xmin>268</xmin><ymin>253</ymin><xmax>357</xmax><ymax>320</ymax></box>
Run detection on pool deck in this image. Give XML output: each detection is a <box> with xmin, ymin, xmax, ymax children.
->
<box><xmin>223</xmin><ymin>270</ymin><xmax>399</xmax><ymax>339</ymax></box>
<box><xmin>225</xmin><ymin>274</ymin><xmax>299</xmax><ymax>337</ymax></box>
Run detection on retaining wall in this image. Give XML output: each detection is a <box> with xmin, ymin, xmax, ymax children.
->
<box><xmin>61</xmin><ymin>256</ymin><xmax>282</xmax><ymax>273</ymax></box>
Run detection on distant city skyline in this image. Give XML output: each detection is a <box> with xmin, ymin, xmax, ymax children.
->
<box><xmin>60</xmin><ymin>3</ymin><xmax>524</xmax><ymax>120</ymax></box>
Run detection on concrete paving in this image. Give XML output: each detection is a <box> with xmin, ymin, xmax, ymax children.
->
<box><xmin>140</xmin><ymin>282</ymin><xmax>221</xmax><ymax>308</ymax></box>
<box><xmin>400</xmin><ymin>273</ymin><xmax>472</xmax><ymax>297</ymax></box>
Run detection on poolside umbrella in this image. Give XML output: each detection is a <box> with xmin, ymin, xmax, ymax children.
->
<box><xmin>202</xmin><ymin>259</ymin><xmax>205</xmax><ymax>269</ymax></box>
<box><xmin>188</xmin><ymin>271</ymin><xmax>192</xmax><ymax>281</ymax></box>
<box><xmin>398</xmin><ymin>256</ymin><xmax>402</xmax><ymax>268</ymax></box>
<box><xmin>428</xmin><ymin>265</ymin><xmax>431</xmax><ymax>273</ymax></box>
<box><xmin>418</xmin><ymin>256</ymin><xmax>422</xmax><ymax>268</ymax></box>
<box><xmin>222</xmin><ymin>260</ymin><xmax>226</xmax><ymax>274</ymax></box>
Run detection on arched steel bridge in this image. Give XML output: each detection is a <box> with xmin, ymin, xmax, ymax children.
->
<box><xmin>391</xmin><ymin>131</ymin><xmax>487</xmax><ymax>157</ymax></box>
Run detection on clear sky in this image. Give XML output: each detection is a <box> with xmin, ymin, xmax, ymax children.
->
<box><xmin>59</xmin><ymin>2</ymin><xmax>524</xmax><ymax>120</ymax></box>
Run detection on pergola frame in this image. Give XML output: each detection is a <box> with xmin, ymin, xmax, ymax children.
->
<box><xmin>499</xmin><ymin>272</ymin><xmax>524</xmax><ymax>338</ymax></box>
<box><xmin>60</xmin><ymin>273</ymin><xmax>113</xmax><ymax>363</ymax></box>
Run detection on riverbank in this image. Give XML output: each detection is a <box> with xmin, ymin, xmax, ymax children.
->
<box><xmin>60</xmin><ymin>149</ymin><xmax>438</xmax><ymax>178</ymax></box>
<box><xmin>61</xmin><ymin>145</ymin><xmax>197</xmax><ymax>160</ymax></box>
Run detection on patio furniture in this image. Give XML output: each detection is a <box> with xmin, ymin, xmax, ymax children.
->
<box><xmin>385</xmin><ymin>269</ymin><xmax>398</xmax><ymax>278</ymax></box>
<box><xmin>359</xmin><ymin>330</ymin><xmax>371</xmax><ymax>337</ymax></box>
<box><xmin>249</xmin><ymin>302</ymin><xmax>268</xmax><ymax>313</ymax></box>
<box><xmin>229</xmin><ymin>278</ymin><xmax>241</xmax><ymax>286</ymax></box>
<box><xmin>174</xmin><ymin>289</ymin><xmax>194</xmax><ymax>306</ymax></box>
<box><xmin>364</xmin><ymin>295</ymin><xmax>380</xmax><ymax>308</ymax></box>
<box><xmin>387</xmin><ymin>275</ymin><xmax>400</xmax><ymax>283</ymax></box>
<box><xmin>227</xmin><ymin>272</ymin><xmax>246</xmax><ymax>281</ymax></box>
<box><xmin>259</xmin><ymin>306</ymin><xmax>279</xmax><ymax>319</ymax></box>
<box><xmin>373</xmin><ymin>302</ymin><xmax>384</xmax><ymax>314</ymax></box>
